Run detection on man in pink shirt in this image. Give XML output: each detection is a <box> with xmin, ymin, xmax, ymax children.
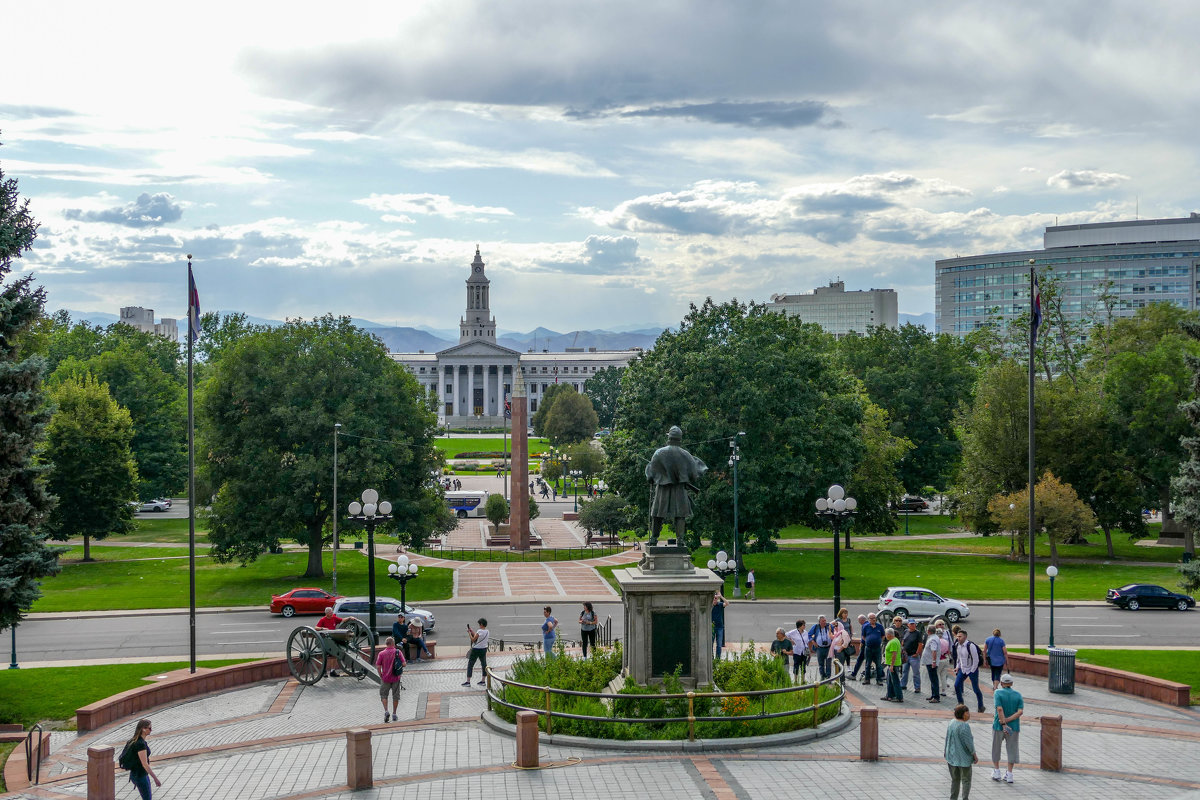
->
<box><xmin>374</xmin><ymin>636</ymin><xmax>406</xmax><ymax>722</ymax></box>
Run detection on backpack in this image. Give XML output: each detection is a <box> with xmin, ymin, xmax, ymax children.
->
<box><xmin>391</xmin><ymin>649</ymin><xmax>404</xmax><ymax>677</ymax></box>
<box><xmin>118</xmin><ymin>740</ymin><xmax>138</xmax><ymax>771</ymax></box>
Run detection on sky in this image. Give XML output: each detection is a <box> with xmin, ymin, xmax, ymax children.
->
<box><xmin>3</xmin><ymin>1</ymin><xmax>1199</xmax><ymax>332</ymax></box>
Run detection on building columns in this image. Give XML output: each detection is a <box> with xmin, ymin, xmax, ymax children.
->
<box><xmin>467</xmin><ymin>363</ymin><xmax>475</xmax><ymax>417</ymax></box>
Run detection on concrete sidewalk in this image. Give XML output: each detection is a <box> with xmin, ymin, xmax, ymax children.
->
<box><xmin>7</xmin><ymin>649</ymin><xmax>1200</xmax><ymax>800</ymax></box>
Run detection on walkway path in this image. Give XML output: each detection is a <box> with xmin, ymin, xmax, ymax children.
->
<box><xmin>9</xmin><ymin>650</ymin><xmax>1200</xmax><ymax>800</ymax></box>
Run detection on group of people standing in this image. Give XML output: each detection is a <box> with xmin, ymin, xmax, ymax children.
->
<box><xmin>762</xmin><ymin>608</ymin><xmax>854</xmax><ymax>680</ymax></box>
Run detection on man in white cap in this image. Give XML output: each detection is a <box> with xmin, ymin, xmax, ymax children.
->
<box><xmin>991</xmin><ymin>673</ymin><xmax>1024</xmax><ymax>784</ymax></box>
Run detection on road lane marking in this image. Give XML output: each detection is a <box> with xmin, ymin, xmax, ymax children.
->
<box><xmin>1062</xmin><ymin>624</ymin><xmax>1123</xmax><ymax>628</ymax></box>
<box><xmin>1067</xmin><ymin>634</ymin><xmax>1141</xmax><ymax>638</ymax></box>
<box><xmin>217</xmin><ymin>640</ymin><xmax>282</xmax><ymax>645</ymax></box>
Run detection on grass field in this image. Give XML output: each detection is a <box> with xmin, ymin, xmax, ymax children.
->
<box><xmin>32</xmin><ymin>550</ymin><xmax>453</xmax><ymax>612</ymax></box>
<box><xmin>1034</xmin><ymin>648</ymin><xmax>1200</xmax><ymax>704</ymax></box>
<box><xmin>598</xmin><ymin>548</ymin><xmax>1183</xmax><ymax>601</ymax></box>
<box><xmin>778</xmin><ymin>514</ymin><xmax>962</xmax><ymax>539</ymax></box>
<box><xmin>434</xmin><ymin>437</ymin><xmax>550</xmax><ymax>459</ymax></box>
<box><xmin>0</xmin><ymin>660</ymin><xmax>252</xmax><ymax>727</ymax></box>
<box><xmin>56</xmin><ymin>545</ymin><xmax>211</xmax><ymax>562</ymax></box>
<box><xmin>0</xmin><ymin>741</ymin><xmax>15</xmax><ymax>792</ymax></box>
<box><xmin>122</xmin><ymin>517</ymin><xmax>211</xmax><ymax>544</ymax></box>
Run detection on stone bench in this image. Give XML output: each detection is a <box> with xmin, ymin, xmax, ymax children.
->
<box><xmin>402</xmin><ymin>640</ymin><xmax>437</xmax><ymax>661</ymax></box>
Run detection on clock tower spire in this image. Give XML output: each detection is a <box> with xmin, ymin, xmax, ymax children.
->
<box><xmin>460</xmin><ymin>246</ymin><xmax>497</xmax><ymax>343</ymax></box>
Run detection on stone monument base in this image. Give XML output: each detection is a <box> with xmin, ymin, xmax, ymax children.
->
<box><xmin>613</xmin><ymin>546</ymin><xmax>724</xmax><ymax>689</ymax></box>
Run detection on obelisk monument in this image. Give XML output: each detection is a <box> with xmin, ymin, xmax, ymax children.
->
<box><xmin>510</xmin><ymin>369</ymin><xmax>530</xmax><ymax>550</ymax></box>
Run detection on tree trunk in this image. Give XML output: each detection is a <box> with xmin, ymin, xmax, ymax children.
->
<box><xmin>304</xmin><ymin>526</ymin><xmax>325</xmax><ymax>578</ymax></box>
<box><xmin>1048</xmin><ymin>534</ymin><xmax>1058</xmax><ymax>566</ymax></box>
<box><xmin>1101</xmin><ymin>524</ymin><xmax>1115</xmax><ymax>559</ymax></box>
<box><xmin>83</xmin><ymin>534</ymin><xmax>93</xmax><ymax>562</ymax></box>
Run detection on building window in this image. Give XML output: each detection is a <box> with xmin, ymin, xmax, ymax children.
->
<box><xmin>445</xmin><ymin>384</ymin><xmax>452</xmax><ymax>395</ymax></box>
<box><xmin>419</xmin><ymin>367</ymin><xmax>425</xmax><ymax>373</ymax></box>
<box><xmin>530</xmin><ymin>399</ymin><xmax>538</xmax><ymax>412</ymax></box>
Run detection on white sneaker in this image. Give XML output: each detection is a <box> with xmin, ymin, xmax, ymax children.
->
<box><xmin>1004</xmin><ymin>771</ymin><xmax>1014</xmax><ymax>784</ymax></box>
<box><xmin>991</xmin><ymin>769</ymin><xmax>1002</xmax><ymax>781</ymax></box>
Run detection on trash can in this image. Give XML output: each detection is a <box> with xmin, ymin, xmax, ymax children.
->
<box><xmin>1047</xmin><ymin>647</ymin><xmax>1076</xmax><ymax>694</ymax></box>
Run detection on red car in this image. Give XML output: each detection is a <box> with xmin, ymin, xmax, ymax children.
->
<box><xmin>270</xmin><ymin>588</ymin><xmax>342</xmax><ymax>618</ymax></box>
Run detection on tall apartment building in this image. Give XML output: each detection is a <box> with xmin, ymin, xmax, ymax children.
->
<box><xmin>764</xmin><ymin>281</ymin><xmax>898</xmax><ymax>336</ymax></box>
<box><xmin>119</xmin><ymin>306</ymin><xmax>179</xmax><ymax>342</ymax></box>
<box><xmin>935</xmin><ymin>216</ymin><xmax>1200</xmax><ymax>335</ymax></box>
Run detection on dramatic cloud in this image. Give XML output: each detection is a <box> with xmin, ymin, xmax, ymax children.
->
<box><xmin>355</xmin><ymin>193</ymin><xmax>513</xmax><ymax>219</ymax></box>
<box><xmin>64</xmin><ymin>193</ymin><xmax>183</xmax><ymax>228</ymax></box>
<box><xmin>536</xmin><ymin>235</ymin><xmax>647</xmax><ymax>275</ymax></box>
<box><xmin>1046</xmin><ymin>170</ymin><xmax>1131</xmax><ymax>190</ymax></box>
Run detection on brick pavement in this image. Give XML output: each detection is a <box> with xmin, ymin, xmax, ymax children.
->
<box><xmin>8</xmin><ymin>654</ymin><xmax>1200</xmax><ymax>800</ymax></box>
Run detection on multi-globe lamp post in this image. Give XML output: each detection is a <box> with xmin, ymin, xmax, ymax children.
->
<box><xmin>345</xmin><ymin>489</ymin><xmax>393</xmax><ymax>633</ymax></box>
<box><xmin>815</xmin><ymin>484</ymin><xmax>857</xmax><ymax>619</ymax></box>
<box><xmin>707</xmin><ymin>550</ymin><xmax>736</xmax><ymax>584</ymax></box>
<box><xmin>569</xmin><ymin>469</ymin><xmax>583</xmax><ymax>512</ymax></box>
<box><xmin>1046</xmin><ymin>564</ymin><xmax>1059</xmax><ymax>647</ymax></box>
<box><xmin>387</xmin><ymin>554</ymin><xmax>420</xmax><ymax>619</ymax></box>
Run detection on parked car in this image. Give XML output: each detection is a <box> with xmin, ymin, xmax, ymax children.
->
<box><xmin>136</xmin><ymin>499</ymin><xmax>170</xmax><ymax>513</ymax></box>
<box><xmin>270</xmin><ymin>588</ymin><xmax>343</xmax><ymax>617</ymax></box>
<box><xmin>154</xmin><ymin>497</ymin><xmax>172</xmax><ymax>508</ymax></box>
<box><xmin>878</xmin><ymin>586</ymin><xmax>970</xmax><ymax>623</ymax></box>
<box><xmin>893</xmin><ymin>496</ymin><xmax>929</xmax><ymax>512</ymax></box>
<box><xmin>1106</xmin><ymin>584</ymin><xmax>1194</xmax><ymax>611</ymax></box>
<box><xmin>333</xmin><ymin>596</ymin><xmax>436</xmax><ymax>634</ymax></box>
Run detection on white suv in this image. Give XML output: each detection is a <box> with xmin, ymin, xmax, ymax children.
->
<box><xmin>878</xmin><ymin>586</ymin><xmax>970</xmax><ymax>624</ymax></box>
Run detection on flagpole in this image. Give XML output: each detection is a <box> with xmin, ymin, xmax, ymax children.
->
<box><xmin>187</xmin><ymin>255</ymin><xmax>197</xmax><ymax>674</ymax></box>
<box><xmin>1028</xmin><ymin>259</ymin><xmax>1037</xmax><ymax>655</ymax></box>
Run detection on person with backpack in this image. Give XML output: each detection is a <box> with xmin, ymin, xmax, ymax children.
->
<box><xmin>118</xmin><ymin>719</ymin><xmax>161</xmax><ymax>799</ymax></box>
<box><xmin>808</xmin><ymin>615</ymin><xmax>834</xmax><ymax>680</ymax></box>
<box><xmin>984</xmin><ymin>628</ymin><xmax>1009</xmax><ymax>689</ymax></box>
<box><xmin>953</xmin><ymin>630</ymin><xmax>986</xmax><ymax>713</ymax></box>
<box><xmin>375</xmin><ymin>636</ymin><xmax>406</xmax><ymax>722</ymax></box>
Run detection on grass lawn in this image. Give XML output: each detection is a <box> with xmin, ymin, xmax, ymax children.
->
<box><xmin>778</xmin><ymin>514</ymin><xmax>962</xmax><ymax>538</ymax></box>
<box><xmin>0</xmin><ymin>660</ymin><xmax>252</xmax><ymax>727</ymax></box>
<box><xmin>435</xmin><ymin>437</ymin><xmax>550</xmax><ymax>459</ymax></box>
<box><xmin>55</xmin><ymin>545</ymin><xmax>211</xmax><ymax>562</ymax></box>
<box><xmin>838</xmin><ymin>532</ymin><xmax>1182</xmax><ymax>563</ymax></box>
<box><xmin>0</xmin><ymin>741</ymin><xmax>14</xmax><ymax>792</ymax></box>
<box><xmin>598</xmin><ymin>549</ymin><xmax>1183</xmax><ymax>601</ymax></box>
<box><xmin>33</xmin><ymin>550</ymin><xmax>453</xmax><ymax>612</ymax></box>
<box><xmin>1034</xmin><ymin>648</ymin><xmax>1200</xmax><ymax>704</ymax></box>
<box><xmin>122</xmin><ymin>517</ymin><xmax>211</xmax><ymax>544</ymax></box>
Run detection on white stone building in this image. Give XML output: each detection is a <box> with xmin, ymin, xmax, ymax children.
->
<box><xmin>118</xmin><ymin>306</ymin><xmax>179</xmax><ymax>342</ymax></box>
<box><xmin>390</xmin><ymin>248</ymin><xmax>641</xmax><ymax>426</ymax></box>
<box><xmin>764</xmin><ymin>281</ymin><xmax>898</xmax><ymax>336</ymax></box>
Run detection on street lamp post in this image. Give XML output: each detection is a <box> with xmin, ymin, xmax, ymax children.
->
<box><xmin>1009</xmin><ymin>503</ymin><xmax>1016</xmax><ymax>558</ymax></box>
<box><xmin>332</xmin><ymin>422</ymin><xmax>341</xmax><ymax>595</ymax></box>
<box><xmin>729</xmin><ymin>433</ymin><xmax>744</xmax><ymax>597</ymax></box>
<box><xmin>8</xmin><ymin>624</ymin><xmax>17</xmax><ymax>669</ymax></box>
<box><xmin>815</xmin><ymin>484</ymin><xmax>858</xmax><ymax>620</ymax></box>
<box><xmin>707</xmin><ymin>549</ymin><xmax>736</xmax><ymax>585</ymax></box>
<box><xmin>387</xmin><ymin>554</ymin><xmax>420</xmax><ymax>619</ymax></box>
<box><xmin>570</xmin><ymin>469</ymin><xmax>583</xmax><ymax>512</ymax></box>
<box><xmin>596</xmin><ymin>479</ymin><xmax>608</xmax><ymax>497</ymax></box>
<box><xmin>1046</xmin><ymin>565</ymin><xmax>1058</xmax><ymax>648</ymax></box>
<box><xmin>345</xmin><ymin>489</ymin><xmax>393</xmax><ymax>633</ymax></box>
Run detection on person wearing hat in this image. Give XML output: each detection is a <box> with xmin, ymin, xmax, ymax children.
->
<box><xmin>848</xmin><ymin>613</ymin><xmax>869</xmax><ymax>679</ymax></box>
<box><xmin>901</xmin><ymin>618</ymin><xmax>924</xmax><ymax>694</ymax></box>
<box><xmin>991</xmin><ymin>673</ymin><xmax>1023</xmax><ymax>784</ymax></box>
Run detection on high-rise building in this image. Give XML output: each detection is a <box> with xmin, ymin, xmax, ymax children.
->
<box><xmin>935</xmin><ymin>216</ymin><xmax>1200</xmax><ymax>335</ymax></box>
<box><xmin>764</xmin><ymin>281</ymin><xmax>898</xmax><ymax>336</ymax></box>
<box><xmin>118</xmin><ymin>306</ymin><xmax>179</xmax><ymax>342</ymax></box>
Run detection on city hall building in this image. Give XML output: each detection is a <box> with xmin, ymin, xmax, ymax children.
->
<box><xmin>390</xmin><ymin>248</ymin><xmax>641</xmax><ymax>427</ymax></box>
<box><xmin>935</xmin><ymin>216</ymin><xmax>1200</xmax><ymax>335</ymax></box>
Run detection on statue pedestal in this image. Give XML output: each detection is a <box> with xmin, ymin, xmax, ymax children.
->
<box><xmin>614</xmin><ymin>546</ymin><xmax>724</xmax><ymax>689</ymax></box>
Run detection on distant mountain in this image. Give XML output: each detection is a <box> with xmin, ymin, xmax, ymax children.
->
<box><xmin>899</xmin><ymin>312</ymin><xmax>935</xmax><ymax>330</ymax></box>
<box><xmin>499</xmin><ymin>328</ymin><xmax>661</xmax><ymax>353</ymax></box>
<box><xmin>63</xmin><ymin>309</ymin><xmax>120</xmax><ymax>326</ymax></box>
<box><xmin>369</xmin><ymin>327</ymin><xmax>454</xmax><ymax>353</ymax></box>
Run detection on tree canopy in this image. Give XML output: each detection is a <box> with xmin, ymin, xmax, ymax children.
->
<box><xmin>531</xmin><ymin>382</ymin><xmax>572</xmax><ymax>437</ymax></box>
<box><xmin>543</xmin><ymin>389</ymin><xmax>599</xmax><ymax>445</ymax></box>
<box><xmin>200</xmin><ymin>315</ymin><xmax>452</xmax><ymax>577</ymax></box>
<box><xmin>583</xmin><ymin>365</ymin><xmax>622</xmax><ymax>429</ymax></box>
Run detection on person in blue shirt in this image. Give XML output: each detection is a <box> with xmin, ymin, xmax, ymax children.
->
<box><xmin>541</xmin><ymin>606</ymin><xmax>558</xmax><ymax>659</ymax></box>
<box><xmin>984</xmin><ymin>628</ymin><xmax>1008</xmax><ymax>689</ymax></box>
<box><xmin>858</xmin><ymin>613</ymin><xmax>886</xmax><ymax>685</ymax></box>
<box><xmin>711</xmin><ymin>593</ymin><xmax>728</xmax><ymax>660</ymax></box>
<box><xmin>991</xmin><ymin>673</ymin><xmax>1024</xmax><ymax>784</ymax></box>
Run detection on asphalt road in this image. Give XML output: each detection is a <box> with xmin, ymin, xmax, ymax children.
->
<box><xmin>8</xmin><ymin>599</ymin><xmax>1194</xmax><ymax>666</ymax></box>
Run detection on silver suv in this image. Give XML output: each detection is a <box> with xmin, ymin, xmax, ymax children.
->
<box><xmin>877</xmin><ymin>586</ymin><xmax>969</xmax><ymax>624</ymax></box>
<box><xmin>332</xmin><ymin>596</ymin><xmax>436</xmax><ymax>635</ymax></box>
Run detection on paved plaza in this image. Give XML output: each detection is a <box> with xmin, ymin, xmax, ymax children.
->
<box><xmin>7</xmin><ymin>648</ymin><xmax>1200</xmax><ymax>800</ymax></box>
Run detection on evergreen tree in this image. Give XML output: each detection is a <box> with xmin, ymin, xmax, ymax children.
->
<box><xmin>0</xmin><ymin>141</ymin><xmax>60</xmax><ymax>629</ymax></box>
<box><xmin>1171</xmin><ymin>319</ymin><xmax>1200</xmax><ymax>561</ymax></box>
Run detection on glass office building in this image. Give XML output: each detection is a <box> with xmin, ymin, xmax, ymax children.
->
<box><xmin>935</xmin><ymin>216</ymin><xmax>1200</xmax><ymax>335</ymax></box>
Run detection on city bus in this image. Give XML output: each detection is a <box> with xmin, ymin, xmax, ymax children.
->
<box><xmin>445</xmin><ymin>490</ymin><xmax>489</xmax><ymax>518</ymax></box>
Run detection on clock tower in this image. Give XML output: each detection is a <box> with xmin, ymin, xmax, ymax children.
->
<box><xmin>459</xmin><ymin>246</ymin><xmax>497</xmax><ymax>343</ymax></box>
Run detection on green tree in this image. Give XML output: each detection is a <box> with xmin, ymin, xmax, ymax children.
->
<box><xmin>578</xmin><ymin>493</ymin><xmax>635</xmax><ymax>538</ymax></box>
<box><xmin>583</xmin><ymin>365</ymin><xmax>623</xmax><ymax>429</ymax></box>
<box><xmin>989</xmin><ymin>472</ymin><xmax>1097</xmax><ymax>565</ymax></box>
<box><xmin>1171</xmin><ymin>318</ymin><xmax>1200</xmax><ymax>560</ymax></box>
<box><xmin>543</xmin><ymin>389</ymin><xmax>599</xmax><ymax>445</ymax></box>
<box><xmin>563</xmin><ymin>441</ymin><xmax>606</xmax><ymax>483</ymax></box>
<box><xmin>0</xmin><ymin>143</ymin><xmax>60</xmax><ymax>629</ymax></box>
<box><xmin>485</xmin><ymin>493</ymin><xmax>509</xmax><ymax>529</ymax></box>
<box><xmin>42</xmin><ymin>375</ymin><xmax>139</xmax><ymax>560</ymax></box>
<box><xmin>847</xmin><ymin>401</ymin><xmax>913</xmax><ymax>535</ymax></box>
<box><xmin>531</xmin><ymin>383</ymin><xmax>571</xmax><ymax>437</ymax></box>
<box><xmin>200</xmin><ymin>316</ymin><xmax>450</xmax><ymax>577</ymax></box>
<box><xmin>953</xmin><ymin>360</ymin><xmax>1029</xmax><ymax>533</ymax></box>
<box><xmin>839</xmin><ymin>324</ymin><xmax>975</xmax><ymax>493</ymax></box>
<box><xmin>605</xmin><ymin>299</ymin><xmax>863</xmax><ymax>552</ymax></box>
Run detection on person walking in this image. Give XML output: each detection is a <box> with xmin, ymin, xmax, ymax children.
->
<box><xmin>121</xmin><ymin>719</ymin><xmax>161</xmax><ymax>800</ymax></box>
<box><xmin>882</xmin><ymin>628</ymin><xmax>904</xmax><ymax>702</ymax></box>
<box><xmin>785</xmin><ymin>619</ymin><xmax>810</xmax><ymax>683</ymax></box>
<box><xmin>541</xmin><ymin>606</ymin><xmax>558</xmax><ymax>658</ymax></box>
<box><xmin>745</xmin><ymin>569</ymin><xmax>756</xmax><ymax>600</ymax></box>
<box><xmin>953</xmin><ymin>630</ymin><xmax>986</xmax><ymax>713</ymax></box>
<box><xmin>859</xmin><ymin>613</ymin><xmax>885</xmax><ymax>685</ymax></box>
<box><xmin>809</xmin><ymin>615</ymin><xmax>834</xmax><ymax>680</ymax></box>
<box><xmin>579</xmin><ymin>602</ymin><xmax>598</xmax><ymax>657</ymax></box>
<box><xmin>922</xmin><ymin>624</ymin><xmax>942</xmax><ymax>703</ymax></box>
<box><xmin>375</xmin><ymin>637</ymin><xmax>406</xmax><ymax>722</ymax></box>
<box><xmin>984</xmin><ymin>628</ymin><xmax>1009</xmax><ymax>689</ymax></box>
<box><xmin>944</xmin><ymin>704</ymin><xmax>978</xmax><ymax>800</ymax></box>
<box><xmin>712</xmin><ymin>593</ymin><xmax>729</xmax><ymax>660</ymax></box>
<box><xmin>935</xmin><ymin>619</ymin><xmax>953</xmax><ymax>696</ymax></box>
<box><xmin>991</xmin><ymin>673</ymin><xmax>1024</xmax><ymax>784</ymax></box>
<box><xmin>901</xmin><ymin>618</ymin><xmax>923</xmax><ymax>693</ymax></box>
<box><xmin>462</xmin><ymin>618</ymin><xmax>489</xmax><ymax>687</ymax></box>
<box><xmin>848</xmin><ymin>614</ymin><xmax>868</xmax><ymax>679</ymax></box>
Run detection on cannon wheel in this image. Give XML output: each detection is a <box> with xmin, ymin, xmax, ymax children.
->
<box><xmin>336</xmin><ymin>617</ymin><xmax>376</xmax><ymax>679</ymax></box>
<box><xmin>287</xmin><ymin>626</ymin><xmax>327</xmax><ymax>685</ymax></box>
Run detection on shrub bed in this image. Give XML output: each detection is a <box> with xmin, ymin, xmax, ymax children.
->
<box><xmin>492</xmin><ymin>644</ymin><xmax>841</xmax><ymax>739</ymax></box>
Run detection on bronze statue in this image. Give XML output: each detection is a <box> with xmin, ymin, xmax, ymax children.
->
<box><xmin>645</xmin><ymin>426</ymin><xmax>707</xmax><ymax>546</ymax></box>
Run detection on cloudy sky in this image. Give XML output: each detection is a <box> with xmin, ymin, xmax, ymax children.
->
<box><xmin>4</xmin><ymin>1</ymin><xmax>1197</xmax><ymax>332</ymax></box>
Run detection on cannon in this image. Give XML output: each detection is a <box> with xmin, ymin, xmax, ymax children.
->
<box><xmin>286</xmin><ymin>618</ymin><xmax>380</xmax><ymax>686</ymax></box>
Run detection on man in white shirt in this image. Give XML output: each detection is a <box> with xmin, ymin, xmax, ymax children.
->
<box><xmin>953</xmin><ymin>630</ymin><xmax>986</xmax><ymax>713</ymax></box>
